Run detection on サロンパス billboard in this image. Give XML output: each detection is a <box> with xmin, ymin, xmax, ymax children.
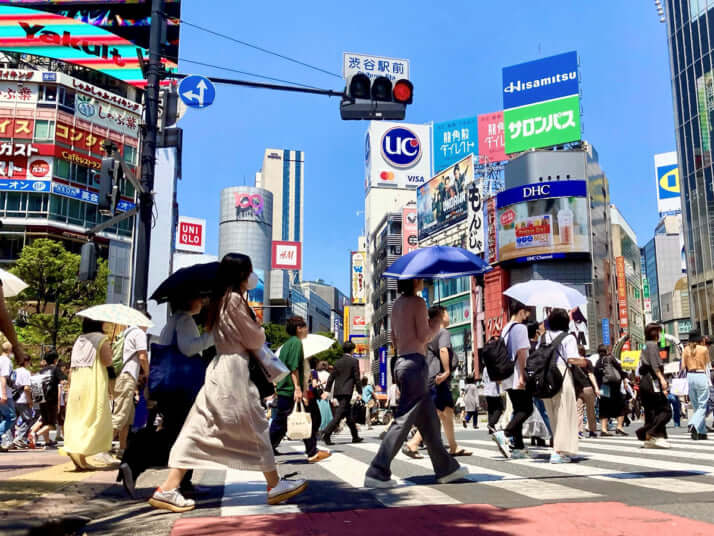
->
<box><xmin>351</xmin><ymin>251</ymin><xmax>366</xmax><ymax>305</ymax></box>
<box><xmin>654</xmin><ymin>152</ymin><xmax>681</xmax><ymax>215</ymax></box>
<box><xmin>502</xmin><ymin>50</ymin><xmax>579</xmax><ymax>110</ymax></box>
<box><xmin>495</xmin><ymin>180</ymin><xmax>589</xmax><ymax>263</ymax></box>
<box><xmin>477</xmin><ymin>111</ymin><xmax>507</xmax><ymax>163</ymax></box>
<box><xmin>365</xmin><ymin>121</ymin><xmax>431</xmax><ymax>191</ymax></box>
<box><xmin>432</xmin><ymin>116</ymin><xmax>477</xmax><ymax>173</ymax></box>
<box><xmin>504</xmin><ymin>95</ymin><xmax>581</xmax><ymax>154</ymax></box>
<box><xmin>417</xmin><ymin>154</ymin><xmax>472</xmax><ymax>240</ymax></box>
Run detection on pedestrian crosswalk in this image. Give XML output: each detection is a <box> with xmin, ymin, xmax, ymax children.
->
<box><xmin>207</xmin><ymin>426</ymin><xmax>714</xmax><ymax>518</ymax></box>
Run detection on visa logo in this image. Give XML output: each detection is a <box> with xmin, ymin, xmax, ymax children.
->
<box><xmin>407</xmin><ymin>175</ymin><xmax>425</xmax><ymax>183</ymax></box>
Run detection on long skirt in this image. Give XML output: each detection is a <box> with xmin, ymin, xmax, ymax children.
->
<box><xmin>64</xmin><ymin>359</ymin><xmax>112</xmax><ymax>456</ymax></box>
<box><xmin>169</xmin><ymin>352</ymin><xmax>276</xmax><ymax>472</ymax></box>
<box><xmin>543</xmin><ymin>363</ymin><xmax>579</xmax><ymax>456</ymax></box>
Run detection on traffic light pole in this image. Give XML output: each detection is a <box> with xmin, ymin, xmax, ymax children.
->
<box><xmin>133</xmin><ymin>0</ymin><xmax>164</xmax><ymax>313</ymax></box>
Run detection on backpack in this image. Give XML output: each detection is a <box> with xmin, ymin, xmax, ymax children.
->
<box><xmin>112</xmin><ymin>327</ymin><xmax>137</xmax><ymax>372</ymax></box>
<box><xmin>525</xmin><ymin>332</ymin><xmax>569</xmax><ymax>399</ymax></box>
<box><xmin>9</xmin><ymin>370</ymin><xmax>21</xmax><ymax>401</ymax></box>
<box><xmin>30</xmin><ymin>371</ymin><xmax>52</xmax><ymax>404</ymax></box>
<box><xmin>602</xmin><ymin>358</ymin><xmax>621</xmax><ymax>384</ymax></box>
<box><xmin>480</xmin><ymin>324</ymin><xmax>516</xmax><ymax>381</ymax></box>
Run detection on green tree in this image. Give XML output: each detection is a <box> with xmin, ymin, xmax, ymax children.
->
<box><xmin>10</xmin><ymin>239</ymin><xmax>109</xmax><ymax>354</ymax></box>
<box><xmin>263</xmin><ymin>322</ymin><xmax>289</xmax><ymax>350</ymax></box>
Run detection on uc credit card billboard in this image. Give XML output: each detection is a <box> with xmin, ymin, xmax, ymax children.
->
<box><xmin>365</xmin><ymin>121</ymin><xmax>431</xmax><ymax>192</ymax></box>
<box><xmin>495</xmin><ymin>180</ymin><xmax>590</xmax><ymax>263</ymax></box>
<box><xmin>654</xmin><ymin>152</ymin><xmax>681</xmax><ymax>215</ymax></box>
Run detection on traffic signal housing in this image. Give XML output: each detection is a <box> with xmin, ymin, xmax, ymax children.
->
<box><xmin>97</xmin><ymin>155</ymin><xmax>123</xmax><ymax>216</ymax></box>
<box><xmin>79</xmin><ymin>242</ymin><xmax>97</xmax><ymax>281</ymax></box>
<box><xmin>340</xmin><ymin>73</ymin><xmax>413</xmax><ymax>120</ymax></box>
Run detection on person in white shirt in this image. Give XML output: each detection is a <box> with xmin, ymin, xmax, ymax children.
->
<box><xmin>492</xmin><ymin>300</ymin><xmax>532</xmax><ymax>459</ymax></box>
<box><xmin>12</xmin><ymin>355</ymin><xmax>33</xmax><ymax>448</ymax></box>
<box><xmin>112</xmin><ymin>325</ymin><xmax>149</xmax><ymax>454</ymax></box>
<box><xmin>0</xmin><ymin>342</ymin><xmax>15</xmax><ymax>450</ymax></box>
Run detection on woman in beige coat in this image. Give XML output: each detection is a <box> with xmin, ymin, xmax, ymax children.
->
<box><xmin>149</xmin><ymin>253</ymin><xmax>308</xmax><ymax>512</ymax></box>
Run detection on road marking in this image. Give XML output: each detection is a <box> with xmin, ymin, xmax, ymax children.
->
<box><xmin>351</xmin><ymin>442</ymin><xmax>600</xmax><ymax>501</ymax></box>
<box><xmin>578</xmin><ymin>437</ymin><xmax>714</xmax><ymax>460</ymax></box>
<box><xmin>221</xmin><ymin>469</ymin><xmax>300</xmax><ymax>517</ymax></box>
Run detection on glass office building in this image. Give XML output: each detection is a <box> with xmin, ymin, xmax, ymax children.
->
<box><xmin>664</xmin><ymin>0</ymin><xmax>714</xmax><ymax>332</ymax></box>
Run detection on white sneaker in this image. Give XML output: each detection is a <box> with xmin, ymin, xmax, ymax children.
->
<box><xmin>364</xmin><ymin>475</ymin><xmax>398</xmax><ymax>489</ymax></box>
<box><xmin>491</xmin><ymin>431</ymin><xmax>511</xmax><ymax>459</ymax></box>
<box><xmin>653</xmin><ymin>438</ymin><xmax>671</xmax><ymax>449</ymax></box>
<box><xmin>549</xmin><ymin>452</ymin><xmax>572</xmax><ymax>464</ymax></box>
<box><xmin>267</xmin><ymin>478</ymin><xmax>308</xmax><ymax>505</ymax></box>
<box><xmin>437</xmin><ymin>465</ymin><xmax>468</xmax><ymax>484</ymax></box>
<box><xmin>148</xmin><ymin>488</ymin><xmax>195</xmax><ymax>513</ymax></box>
<box><xmin>510</xmin><ymin>449</ymin><xmax>532</xmax><ymax>460</ymax></box>
<box><xmin>642</xmin><ymin>439</ymin><xmax>656</xmax><ymax>449</ymax></box>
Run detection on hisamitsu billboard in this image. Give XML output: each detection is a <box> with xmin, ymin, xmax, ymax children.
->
<box><xmin>502</xmin><ymin>50</ymin><xmax>579</xmax><ymax>109</ymax></box>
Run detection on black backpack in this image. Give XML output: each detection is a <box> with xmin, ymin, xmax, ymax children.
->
<box><xmin>481</xmin><ymin>324</ymin><xmax>516</xmax><ymax>381</ymax></box>
<box><xmin>525</xmin><ymin>332</ymin><xmax>569</xmax><ymax>399</ymax></box>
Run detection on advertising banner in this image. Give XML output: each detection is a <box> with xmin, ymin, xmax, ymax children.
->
<box><xmin>602</xmin><ymin>318</ymin><xmax>610</xmax><ymax>346</ymax></box>
<box><xmin>351</xmin><ymin>251</ymin><xmax>366</xmax><ymax>305</ymax></box>
<box><xmin>466</xmin><ymin>179</ymin><xmax>484</xmax><ymax>256</ymax></box>
<box><xmin>378</xmin><ymin>347</ymin><xmax>387</xmax><ymax>392</ymax></box>
<box><xmin>343</xmin><ymin>52</ymin><xmax>409</xmax><ymax>82</ymax></box>
<box><xmin>620</xmin><ymin>350</ymin><xmax>640</xmax><ymax>371</ymax></box>
<box><xmin>477</xmin><ymin>111</ymin><xmax>507</xmax><ymax>163</ymax></box>
<box><xmin>0</xmin><ymin>117</ymin><xmax>34</xmax><ymax>139</ymax></box>
<box><xmin>433</xmin><ymin>116</ymin><xmax>477</xmax><ymax>173</ymax></box>
<box><xmin>504</xmin><ymin>95</ymin><xmax>581</xmax><ymax>154</ymax></box>
<box><xmin>654</xmin><ymin>152</ymin><xmax>681</xmax><ymax>215</ymax></box>
<box><xmin>486</xmin><ymin>196</ymin><xmax>497</xmax><ymax>264</ymax></box>
<box><xmin>247</xmin><ymin>268</ymin><xmax>265</xmax><ymax>323</ymax></box>
<box><xmin>271</xmin><ymin>240</ymin><xmax>302</xmax><ymax>270</ymax></box>
<box><xmin>495</xmin><ymin>180</ymin><xmax>589</xmax><ymax>263</ymax></box>
<box><xmin>402</xmin><ymin>206</ymin><xmax>418</xmax><ymax>255</ymax></box>
<box><xmin>0</xmin><ymin>81</ymin><xmax>38</xmax><ymax>105</ymax></box>
<box><xmin>51</xmin><ymin>181</ymin><xmax>134</xmax><ymax>211</ymax></box>
<box><xmin>502</xmin><ymin>50</ymin><xmax>579</xmax><ymax>110</ymax></box>
<box><xmin>0</xmin><ymin>178</ymin><xmax>49</xmax><ymax>192</ymax></box>
<box><xmin>417</xmin><ymin>154</ymin><xmax>471</xmax><ymax>240</ymax></box>
<box><xmin>365</xmin><ymin>121</ymin><xmax>431</xmax><ymax>191</ymax></box>
<box><xmin>616</xmin><ymin>255</ymin><xmax>630</xmax><ymax>351</ymax></box>
<box><xmin>175</xmin><ymin>216</ymin><xmax>205</xmax><ymax>254</ymax></box>
<box><xmin>0</xmin><ymin>5</ymin><xmax>178</xmax><ymax>87</ymax></box>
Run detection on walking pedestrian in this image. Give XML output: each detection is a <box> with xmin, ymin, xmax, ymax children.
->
<box><xmin>111</xmin><ymin>324</ymin><xmax>149</xmax><ymax>458</ymax></box>
<box><xmin>364</xmin><ymin>278</ymin><xmax>466</xmax><ymax>488</ymax></box>
<box><xmin>636</xmin><ymin>323</ymin><xmax>672</xmax><ymax>448</ymax></box>
<box><xmin>527</xmin><ymin>322</ymin><xmax>553</xmax><ymax>446</ymax></box>
<box><xmin>64</xmin><ymin>319</ymin><xmax>113</xmax><ymax>470</ymax></box>
<box><xmin>361</xmin><ymin>378</ymin><xmax>376</xmax><ymax>429</ymax></box>
<box><xmin>462</xmin><ymin>379</ymin><xmax>479</xmax><ymax>429</ymax></box>
<box><xmin>683</xmin><ymin>330</ymin><xmax>710</xmax><ymax>440</ymax></box>
<box><xmin>573</xmin><ymin>346</ymin><xmax>599</xmax><ymax>438</ymax></box>
<box><xmin>313</xmin><ymin>361</ymin><xmax>333</xmax><ymax>431</ymax></box>
<box><xmin>33</xmin><ymin>350</ymin><xmax>65</xmax><ymax>448</ymax></box>
<box><xmin>119</xmin><ymin>294</ymin><xmax>214</xmax><ymax>498</ymax></box>
<box><xmin>595</xmin><ymin>345</ymin><xmax>627</xmax><ymax>436</ymax></box>
<box><xmin>0</xmin><ymin>341</ymin><xmax>16</xmax><ymax>451</ymax></box>
<box><xmin>476</xmin><ymin>343</ymin><xmax>506</xmax><ymax>434</ymax></box>
<box><xmin>150</xmin><ymin>253</ymin><xmax>307</xmax><ymax>512</ymax></box>
<box><xmin>492</xmin><ymin>300</ymin><xmax>533</xmax><ymax>459</ymax></box>
<box><xmin>539</xmin><ymin>309</ymin><xmax>580</xmax><ymax>463</ymax></box>
<box><xmin>269</xmin><ymin>316</ymin><xmax>329</xmax><ymax>463</ymax></box>
<box><xmin>321</xmin><ymin>341</ymin><xmax>362</xmax><ymax>445</ymax></box>
<box><xmin>11</xmin><ymin>355</ymin><xmax>32</xmax><ymax>448</ymax></box>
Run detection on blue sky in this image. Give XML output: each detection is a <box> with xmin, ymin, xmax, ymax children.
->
<box><xmin>177</xmin><ymin>1</ymin><xmax>674</xmax><ymax>295</ymax></box>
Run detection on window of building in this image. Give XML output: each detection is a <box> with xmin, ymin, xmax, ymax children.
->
<box><xmin>49</xmin><ymin>195</ymin><xmax>64</xmax><ymax>222</ymax></box>
<box><xmin>123</xmin><ymin>145</ymin><xmax>137</xmax><ymax>165</ymax></box>
<box><xmin>27</xmin><ymin>193</ymin><xmax>46</xmax><ymax>213</ymax></box>
<box><xmin>54</xmin><ymin>158</ymin><xmax>70</xmax><ymax>180</ymax></box>
<box><xmin>67</xmin><ymin>199</ymin><xmax>83</xmax><ymax>225</ymax></box>
<box><xmin>38</xmin><ymin>85</ymin><xmax>57</xmax><ymax>104</ymax></box>
<box><xmin>34</xmin><ymin>120</ymin><xmax>55</xmax><ymax>142</ymax></box>
<box><xmin>5</xmin><ymin>192</ymin><xmax>23</xmax><ymax>215</ymax></box>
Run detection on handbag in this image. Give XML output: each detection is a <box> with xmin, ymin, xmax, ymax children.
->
<box><xmin>602</xmin><ymin>359</ymin><xmax>621</xmax><ymax>384</ymax></box>
<box><xmin>249</xmin><ymin>356</ymin><xmax>276</xmax><ymax>398</ymax></box>
<box><xmin>287</xmin><ymin>401</ymin><xmax>312</xmax><ymax>440</ymax></box>
<box><xmin>250</xmin><ymin>344</ymin><xmax>289</xmax><ymax>384</ymax></box>
<box><xmin>149</xmin><ymin>335</ymin><xmax>208</xmax><ymax>403</ymax></box>
<box><xmin>670</xmin><ymin>376</ymin><xmax>689</xmax><ymax>397</ymax></box>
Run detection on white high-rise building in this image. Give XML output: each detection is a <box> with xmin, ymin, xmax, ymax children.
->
<box><xmin>255</xmin><ymin>148</ymin><xmax>305</xmax><ymax>302</ymax></box>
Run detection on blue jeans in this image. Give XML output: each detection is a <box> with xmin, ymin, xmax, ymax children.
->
<box><xmin>667</xmin><ymin>393</ymin><xmax>681</xmax><ymax>427</ymax></box>
<box><xmin>13</xmin><ymin>403</ymin><xmax>33</xmax><ymax>444</ymax></box>
<box><xmin>533</xmin><ymin>397</ymin><xmax>553</xmax><ymax>437</ymax></box>
<box><xmin>688</xmin><ymin>373</ymin><xmax>710</xmax><ymax>434</ymax></box>
<box><xmin>0</xmin><ymin>398</ymin><xmax>16</xmax><ymax>446</ymax></box>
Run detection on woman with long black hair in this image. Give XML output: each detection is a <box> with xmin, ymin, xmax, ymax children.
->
<box><xmin>149</xmin><ymin>253</ymin><xmax>307</xmax><ymax>512</ymax></box>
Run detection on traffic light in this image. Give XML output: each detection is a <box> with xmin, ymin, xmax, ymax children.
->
<box><xmin>340</xmin><ymin>73</ymin><xmax>414</xmax><ymax>120</ymax></box>
<box><xmin>79</xmin><ymin>242</ymin><xmax>97</xmax><ymax>281</ymax></box>
<box><xmin>97</xmin><ymin>155</ymin><xmax>123</xmax><ymax>216</ymax></box>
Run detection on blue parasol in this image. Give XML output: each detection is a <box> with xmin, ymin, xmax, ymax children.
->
<box><xmin>382</xmin><ymin>246</ymin><xmax>490</xmax><ymax>280</ymax></box>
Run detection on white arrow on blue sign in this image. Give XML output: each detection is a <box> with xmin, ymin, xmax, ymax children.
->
<box><xmin>179</xmin><ymin>74</ymin><xmax>216</xmax><ymax>109</ymax></box>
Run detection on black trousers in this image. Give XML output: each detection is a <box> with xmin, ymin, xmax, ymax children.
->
<box><xmin>322</xmin><ymin>395</ymin><xmax>359</xmax><ymax>440</ymax></box>
<box><xmin>269</xmin><ymin>394</ymin><xmax>321</xmax><ymax>457</ymax></box>
<box><xmin>486</xmin><ymin>396</ymin><xmax>504</xmax><ymax>430</ymax></box>
<box><xmin>637</xmin><ymin>391</ymin><xmax>672</xmax><ymax>440</ymax></box>
<box><xmin>505</xmin><ymin>389</ymin><xmax>533</xmax><ymax>450</ymax></box>
<box><xmin>122</xmin><ymin>396</ymin><xmax>194</xmax><ymax>487</ymax></box>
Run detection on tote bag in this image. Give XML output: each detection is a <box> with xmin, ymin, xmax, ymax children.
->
<box><xmin>671</xmin><ymin>371</ymin><xmax>689</xmax><ymax>397</ymax></box>
<box><xmin>287</xmin><ymin>401</ymin><xmax>312</xmax><ymax>440</ymax></box>
<box><xmin>149</xmin><ymin>331</ymin><xmax>208</xmax><ymax>403</ymax></box>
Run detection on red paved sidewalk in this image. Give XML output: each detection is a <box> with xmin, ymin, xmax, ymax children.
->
<box><xmin>172</xmin><ymin>502</ymin><xmax>713</xmax><ymax>536</ymax></box>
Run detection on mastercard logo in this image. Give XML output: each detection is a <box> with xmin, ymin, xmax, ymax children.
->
<box><xmin>380</xmin><ymin>171</ymin><xmax>395</xmax><ymax>181</ymax></box>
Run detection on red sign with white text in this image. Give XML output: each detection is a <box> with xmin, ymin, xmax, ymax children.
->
<box><xmin>175</xmin><ymin>216</ymin><xmax>206</xmax><ymax>254</ymax></box>
<box><xmin>271</xmin><ymin>241</ymin><xmax>302</xmax><ymax>270</ymax></box>
<box><xmin>402</xmin><ymin>207</ymin><xmax>418</xmax><ymax>255</ymax></box>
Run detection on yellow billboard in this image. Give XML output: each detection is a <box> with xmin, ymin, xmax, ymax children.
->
<box><xmin>620</xmin><ymin>350</ymin><xmax>641</xmax><ymax>371</ymax></box>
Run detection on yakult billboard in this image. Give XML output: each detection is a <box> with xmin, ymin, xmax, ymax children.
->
<box><xmin>365</xmin><ymin>121</ymin><xmax>431</xmax><ymax>192</ymax></box>
<box><xmin>176</xmin><ymin>216</ymin><xmax>206</xmax><ymax>254</ymax></box>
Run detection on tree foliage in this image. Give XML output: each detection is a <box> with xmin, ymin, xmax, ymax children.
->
<box><xmin>9</xmin><ymin>239</ymin><xmax>109</xmax><ymax>355</ymax></box>
<box><xmin>263</xmin><ymin>322</ymin><xmax>289</xmax><ymax>350</ymax></box>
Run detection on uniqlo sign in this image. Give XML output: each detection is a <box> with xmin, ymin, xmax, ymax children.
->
<box><xmin>175</xmin><ymin>216</ymin><xmax>206</xmax><ymax>253</ymax></box>
<box><xmin>272</xmin><ymin>241</ymin><xmax>302</xmax><ymax>270</ymax></box>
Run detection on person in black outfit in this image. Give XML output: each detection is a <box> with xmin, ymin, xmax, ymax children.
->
<box><xmin>636</xmin><ymin>323</ymin><xmax>672</xmax><ymax>449</ymax></box>
<box><xmin>321</xmin><ymin>341</ymin><xmax>363</xmax><ymax>445</ymax></box>
<box><xmin>35</xmin><ymin>350</ymin><xmax>66</xmax><ymax>447</ymax></box>
<box><xmin>594</xmin><ymin>344</ymin><xmax>627</xmax><ymax>436</ymax></box>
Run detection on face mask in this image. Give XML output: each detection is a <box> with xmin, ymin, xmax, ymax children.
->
<box><xmin>246</xmin><ymin>272</ymin><xmax>259</xmax><ymax>291</ymax></box>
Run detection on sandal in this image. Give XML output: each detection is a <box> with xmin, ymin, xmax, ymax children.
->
<box><xmin>401</xmin><ymin>446</ymin><xmax>424</xmax><ymax>459</ymax></box>
<box><xmin>67</xmin><ymin>453</ymin><xmax>93</xmax><ymax>471</ymax></box>
<box><xmin>449</xmin><ymin>448</ymin><xmax>473</xmax><ymax>457</ymax></box>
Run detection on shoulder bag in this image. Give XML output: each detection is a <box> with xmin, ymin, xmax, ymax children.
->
<box><xmin>287</xmin><ymin>400</ymin><xmax>312</xmax><ymax>440</ymax></box>
<box><xmin>149</xmin><ymin>329</ymin><xmax>208</xmax><ymax>403</ymax></box>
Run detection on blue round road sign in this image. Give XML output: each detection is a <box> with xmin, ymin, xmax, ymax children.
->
<box><xmin>179</xmin><ymin>75</ymin><xmax>216</xmax><ymax>109</ymax></box>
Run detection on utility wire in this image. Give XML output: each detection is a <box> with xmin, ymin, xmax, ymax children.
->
<box><xmin>179</xmin><ymin>18</ymin><xmax>342</xmax><ymax>79</ymax></box>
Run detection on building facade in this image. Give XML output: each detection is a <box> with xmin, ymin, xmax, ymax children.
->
<box><xmin>218</xmin><ymin>186</ymin><xmax>273</xmax><ymax>322</ymax></box>
<box><xmin>300</xmin><ymin>280</ymin><xmax>348</xmax><ymax>340</ymax></box>
<box><xmin>663</xmin><ymin>1</ymin><xmax>714</xmax><ymax>333</ymax></box>
<box><xmin>255</xmin><ymin>148</ymin><xmax>304</xmax><ymax>302</ymax></box>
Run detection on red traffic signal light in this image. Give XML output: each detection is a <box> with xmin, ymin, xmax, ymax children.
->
<box><xmin>393</xmin><ymin>79</ymin><xmax>413</xmax><ymax>104</ymax></box>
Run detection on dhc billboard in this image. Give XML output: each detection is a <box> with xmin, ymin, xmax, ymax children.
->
<box><xmin>502</xmin><ymin>51</ymin><xmax>579</xmax><ymax>109</ymax></box>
